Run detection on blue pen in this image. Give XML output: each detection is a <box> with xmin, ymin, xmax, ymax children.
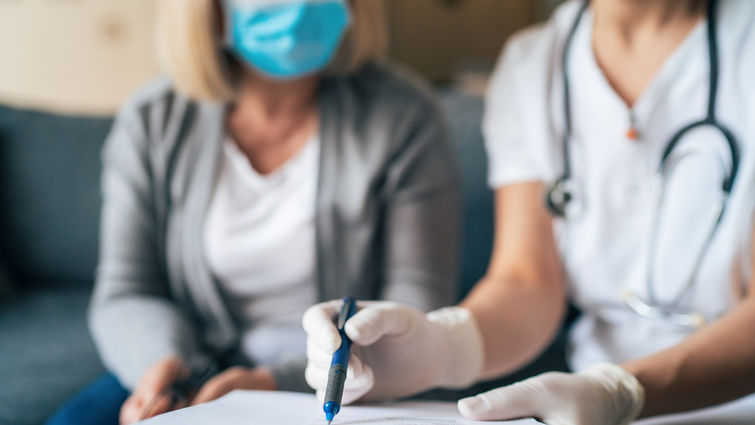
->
<box><xmin>323</xmin><ymin>297</ymin><xmax>358</xmax><ymax>424</ymax></box>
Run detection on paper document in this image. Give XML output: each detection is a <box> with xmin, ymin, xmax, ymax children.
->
<box><xmin>140</xmin><ymin>390</ymin><xmax>540</xmax><ymax>425</ymax></box>
<box><xmin>633</xmin><ymin>393</ymin><xmax>755</xmax><ymax>425</ymax></box>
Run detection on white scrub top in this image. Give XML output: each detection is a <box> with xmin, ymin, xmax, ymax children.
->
<box><xmin>485</xmin><ymin>0</ymin><xmax>755</xmax><ymax>371</ymax></box>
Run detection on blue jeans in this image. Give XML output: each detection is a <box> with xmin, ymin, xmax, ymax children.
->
<box><xmin>46</xmin><ymin>373</ymin><xmax>129</xmax><ymax>425</ymax></box>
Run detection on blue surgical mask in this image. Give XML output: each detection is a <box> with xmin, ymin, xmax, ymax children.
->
<box><xmin>224</xmin><ymin>0</ymin><xmax>351</xmax><ymax>80</ymax></box>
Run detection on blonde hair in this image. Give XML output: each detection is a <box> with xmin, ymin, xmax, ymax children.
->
<box><xmin>156</xmin><ymin>0</ymin><xmax>387</xmax><ymax>101</ymax></box>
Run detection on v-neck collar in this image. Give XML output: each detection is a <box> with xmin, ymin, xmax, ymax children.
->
<box><xmin>222</xmin><ymin>133</ymin><xmax>320</xmax><ymax>192</ymax></box>
<box><xmin>178</xmin><ymin>84</ymin><xmax>336</xmax><ymax>350</ymax></box>
<box><xmin>573</xmin><ymin>6</ymin><xmax>708</xmax><ymax>128</ymax></box>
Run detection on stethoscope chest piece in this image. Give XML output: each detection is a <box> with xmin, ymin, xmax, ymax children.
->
<box><xmin>546</xmin><ymin>178</ymin><xmax>586</xmax><ymax>219</ymax></box>
<box><xmin>546</xmin><ymin>178</ymin><xmax>572</xmax><ymax>217</ymax></box>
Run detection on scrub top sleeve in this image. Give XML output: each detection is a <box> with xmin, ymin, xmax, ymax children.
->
<box><xmin>745</xmin><ymin>208</ymin><xmax>755</xmax><ymax>287</ymax></box>
<box><xmin>483</xmin><ymin>36</ymin><xmax>552</xmax><ymax>189</ymax></box>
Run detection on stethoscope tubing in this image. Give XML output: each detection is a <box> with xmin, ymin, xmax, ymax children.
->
<box><xmin>547</xmin><ymin>0</ymin><xmax>740</xmax><ymax>326</ymax></box>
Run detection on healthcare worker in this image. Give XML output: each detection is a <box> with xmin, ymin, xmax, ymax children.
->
<box><xmin>46</xmin><ymin>1</ymin><xmax>459</xmax><ymax>424</ymax></box>
<box><xmin>303</xmin><ymin>0</ymin><xmax>755</xmax><ymax>423</ymax></box>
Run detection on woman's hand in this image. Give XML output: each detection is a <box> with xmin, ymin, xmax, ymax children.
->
<box><xmin>119</xmin><ymin>356</ymin><xmax>185</xmax><ymax>424</ymax></box>
<box><xmin>457</xmin><ymin>364</ymin><xmax>645</xmax><ymax>425</ymax></box>
<box><xmin>191</xmin><ymin>367</ymin><xmax>277</xmax><ymax>405</ymax></box>
<box><xmin>303</xmin><ymin>300</ymin><xmax>484</xmax><ymax>403</ymax></box>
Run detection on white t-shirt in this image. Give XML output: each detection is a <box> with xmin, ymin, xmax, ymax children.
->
<box><xmin>204</xmin><ymin>136</ymin><xmax>319</xmax><ymax>366</ymax></box>
<box><xmin>485</xmin><ymin>0</ymin><xmax>754</xmax><ymax>371</ymax></box>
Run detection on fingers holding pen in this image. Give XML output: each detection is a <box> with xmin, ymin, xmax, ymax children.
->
<box><xmin>307</xmin><ymin>335</ymin><xmax>337</xmax><ymax>369</ymax></box>
<box><xmin>305</xmin><ymin>351</ymin><xmax>375</xmax><ymax>405</ymax></box>
<box><xmin>303</xmin><ymin>300</ymin><xmax>345</xmax><ymax>353</ymax></box>
<box><xmin>303</xmin><ymin>300</ymin><xmax>399</xmax><ymax>352</ymax></box>
<box><xmin>343</xmin><ymin>302</ymin><xmax>417</xmax><ymax>346</ymax></box>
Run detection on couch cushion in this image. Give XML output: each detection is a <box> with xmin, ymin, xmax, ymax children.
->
<box><xmin>0</xmin><ymin>95</ymin><xmax>492</xmax><ymax>295</ymax></box>
<box><xmin>440</xmin><ymin>92</ymin><xmax>494</xmax><ymax>299</ymax></box>
<box><xmin>0</xmin><ymin>263</ymin><xmax>13</xmax><ymax>297</ymax></box>
<box><xmin>0</xmin><ymin>287</ymin><xmax>104</xmax><ymax>425</ymax></box>
<box><xmin>0</xmin><ymin>105</ymin><xmax>112</xmax><ymax>289</ymax></box>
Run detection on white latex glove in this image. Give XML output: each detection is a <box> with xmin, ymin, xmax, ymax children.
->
<box><xmin>458</xmin><ymin>364</ymin><xmax>645</xmax><ymax>425</ymax></box>
<box><xmin>303</xmin><ymin>300</ymin><xmax>484</xmax><ymax>404</ymax></box>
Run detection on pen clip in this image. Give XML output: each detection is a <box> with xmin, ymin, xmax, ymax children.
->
<box><xmin>337</xmin><ymin>297</ymin><xmax>356</xmax><ymax>330</ymax></box>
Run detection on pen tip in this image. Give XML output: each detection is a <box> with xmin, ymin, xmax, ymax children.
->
<box><xmin>326</xmin><ymin>421</ymin><xmax>331</xmax><ymax>425</ymax></box>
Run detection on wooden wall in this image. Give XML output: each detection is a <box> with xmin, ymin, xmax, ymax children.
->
<box><xmin>0</xmin><ymin>0</ymin><xmax>558</xmax><ymax>115</ymax></box>
<box><xmin>0</xmin><ymin>0</ymin><xmax>159</xmax><ymax>115</ymax></box>
<box><xmin>385</xmin><ymin>0</ymin><xmax>540</xmax><ymax>83</ymax></box>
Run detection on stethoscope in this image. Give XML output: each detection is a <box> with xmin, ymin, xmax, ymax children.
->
<box><xmin>546</xmin><ymin>0</ymin><xmax>740</xmax><ymax>329</ymax></box>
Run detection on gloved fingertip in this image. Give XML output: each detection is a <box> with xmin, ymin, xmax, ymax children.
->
<box><xmin>348</xmin><ymin>354</ymin><xmax>364</xmax><ymax>376</ymax></box>
<box><xmin>457</xmin><ymin>396</ymin><xmax>488</xmax><ymax>419</ymax></box>
<box><xmin>344</xmin><ymin>320</ymin><xmax>376</xmax><ymax>345</ymax></box>
<box><xmin>343</xmin><ymin>321</ymin><xmax>361</xmax><ymax>340</ymax></box>
<box><xmin>318</xmin><ymin>330</ymin><xmax>341</xmax><ymax>353</ymax></box>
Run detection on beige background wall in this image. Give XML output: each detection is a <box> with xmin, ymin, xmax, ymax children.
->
<box><xmin>0</xmin><ymin>0</ymin><xmax>557</xmax><ymax>116</ymax></box>
<box><xmin>386</xmin><ymin>0</ymin><xmax>539</xmax><ymax>83</ymax></box>
<box><xmin>0</xmin><ymin>0</ymin><xmax>159</xmax><ymax>116</ymax></box>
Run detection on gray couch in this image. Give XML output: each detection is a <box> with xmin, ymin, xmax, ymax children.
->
<box><xmin>0</xmin><ymin>92</ymin><xmax>567</xmax><ymax>425</ymax></box>
<box><xmin>0</xmin><ymin>107</ymin><xmax>111</xmax><ymax>425</ymax></box>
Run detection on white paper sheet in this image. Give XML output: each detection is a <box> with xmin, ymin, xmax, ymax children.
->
<box><xmin>139</xmin><ymin>390</ymin><xmax>540</xmax><ymax>425</ymax></box>
<box><xmin>633</xmin><ymin>393</ymin><xmax>755</xmax><ymax>425</ymax></box>
<box><xmin>139</xmin><ymin>389</ymin><xmax>755</xmax><ymax>425</ymax></box>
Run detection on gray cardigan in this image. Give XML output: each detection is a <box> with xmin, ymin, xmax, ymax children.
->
<box><xmin>89</xmin><ymin>62</ymin><xmax>460</xmax><ymax>392</ymax></box>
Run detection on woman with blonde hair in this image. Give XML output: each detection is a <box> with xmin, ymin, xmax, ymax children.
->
<box><xmin>46</xmin><ymin>0</ymin><xmax>459</xmax><ymax>424</ymax></box>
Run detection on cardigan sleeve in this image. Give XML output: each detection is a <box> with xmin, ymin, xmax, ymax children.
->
<box><xmin>268</xmin><ymin>67</ymin><xmax>460</xmax><ymax>391</ymax></box>
<box><xmin>88</xmin><ymin>103</ymin><xmax>204</xmax><ymax>390</ymax></box>
<box><xmin>378</xmin><ymin>97</ymin><xmax>460</xmax><ymax>312</ymax></box>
